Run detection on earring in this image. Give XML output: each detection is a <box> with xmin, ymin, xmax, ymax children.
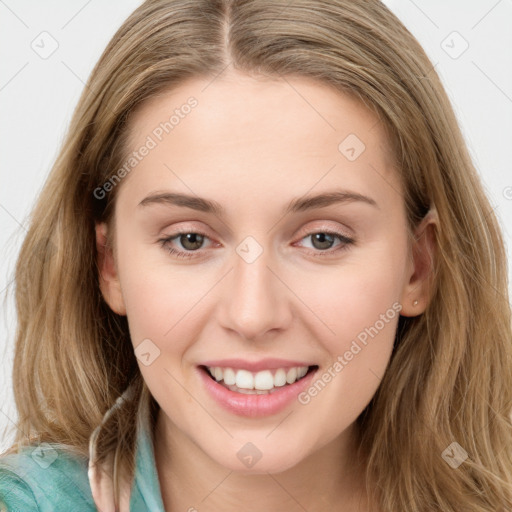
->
<box><xmin>413</xmin><ymin>300</ymin><xmax>419</xmax><ymax>306</ymax></box>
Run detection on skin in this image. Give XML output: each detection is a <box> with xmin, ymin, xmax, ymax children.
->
<box><xmin>96</xmin><ymin>70</ymin><xmax>436</xmax><ymax>512</ymax></box>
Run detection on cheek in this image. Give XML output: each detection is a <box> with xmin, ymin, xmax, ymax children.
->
<box><xmin>293</xmin><ymin>246</ymin><xmax>406</xmax><ymax>429</ymax></box>
<box><xmin>116</xmin><ymin>248</ymin><xmax>210</xmax><ymax>413</ymax></box>
<box><xmin>293</xmin><ymin>293</ymin><xmax>400</xmax><ymax>445</ymax></box>
<box><xmin>114</xmin><ymin>236</ymin><xmax>203</xmax><ymax>353</ymax></box>
<box><xmin>295</xmin><ymin>248</ymin><xmax>404</xmax><ymax>405</ymax></box>
<box><xmin>300</xmin><ymin>249</ymin><xmax>405</xmax><ymax>353</ymax></box>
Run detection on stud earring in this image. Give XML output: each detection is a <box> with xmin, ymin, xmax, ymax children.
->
<box><xmin>413</xmin><ymin>300</ymin><xmax>419</xmax><ymax>306</ymax></box>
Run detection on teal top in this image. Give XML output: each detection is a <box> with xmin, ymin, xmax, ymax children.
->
<box><xmin>0</xmin><ymin>388</ymin><xmax>165</xmax><ymax>511</ymax></box>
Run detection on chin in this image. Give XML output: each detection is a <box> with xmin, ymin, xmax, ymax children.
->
<box><xmin>206</xmin><ymin>440</ymin><xmax>308</xmax><ymax>475</ymax></box>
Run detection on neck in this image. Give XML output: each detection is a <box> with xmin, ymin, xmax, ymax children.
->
<box><xmin>154</xmin><ymin>411</ymin><xmax>372</xmax><ymax>512</ymax></box>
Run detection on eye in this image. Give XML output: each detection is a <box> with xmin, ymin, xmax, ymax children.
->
<box><xmin>157</xmin><ymin>228</ymin><xmax>355</xmax><ymax>260</ymax></box>
<box><xmin>158</xmin><ymin>230</ymin><xmax>213</xmax><ymax>259</ymax></box>
<box><xmin>296</xmin><ymin>230</ymin><xmax>354</xmax><ymax>257</ymax></box>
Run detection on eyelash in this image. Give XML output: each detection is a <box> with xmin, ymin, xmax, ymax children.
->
<box><xmin>157</xmin><ymin>228</ymin><xmax>355</xmax><ymax>260</ymax></box>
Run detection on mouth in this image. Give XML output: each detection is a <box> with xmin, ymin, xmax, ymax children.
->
<box><xmin>199</xmin><ymin>364</ymin><xmax>319</xmax><ymax>395</ymax></box>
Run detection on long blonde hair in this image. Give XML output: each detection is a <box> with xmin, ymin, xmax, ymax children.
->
<box><xmin>4</xmin><ymin>0</ymin><xmax>512</xmax><ymax>509</ymax></box>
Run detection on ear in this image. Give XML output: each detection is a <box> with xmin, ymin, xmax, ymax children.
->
<box><xmin>95</xmin><ymin>222</ymin><xmax>126</xmax><ymax>316</ymax></box>
<box><xmin>399</xmin><ymin>208</ymin><xmax>438</xmax><ymax>317</ymax></box>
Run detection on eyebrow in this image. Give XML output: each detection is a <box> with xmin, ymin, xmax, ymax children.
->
<box><xmin>138</xmin><ymin>189</ymin><xmax>379</xmax><ymax>215</ymax></box>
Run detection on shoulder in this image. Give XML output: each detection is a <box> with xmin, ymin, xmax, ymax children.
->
<box><xmin>0</xmin><ymin>468</ymin><xmax>38</xmax><ymax>512</ymax></box>
<box><xmin>0</xmin><ymin>443</ymin><xmax>96</xmax><ymax>512</ymax></box>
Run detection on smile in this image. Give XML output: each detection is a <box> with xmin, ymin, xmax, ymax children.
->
<box><xmin>198</xmin><ymin>362</ymin><xmax>319</xmax><ymax>417</ymax></box>
<box><xmin>204</xmin><ymin>365</ymin><xmax>313</xmax><ymax>394</ymax></box>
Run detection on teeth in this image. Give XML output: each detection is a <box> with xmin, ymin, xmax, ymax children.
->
<box><xmin>206</xmin><ymin>365</ymin><xmax>310</xmax><ymax>390</ymax></box>
<box><xmin>274</xmin><ymin>368</ymin><xmax>287</xmax><ymax>387</ymax></box>
<box><xmin>286</xmin><ymin>367</ymin><xmax>297</xmax><ymax>384</ymax></box>
<box><xmin>235</xmin><ymin>369</ymin><xmax>254</xmax><ymax>390</ymax></box>
<box><xmin>223</xmin><ymin>368</ymin><xmax>236</xmax><ymax>385</ymax></box>
<box><xmin>254</xmin><ymin>370</ymin><xmax>274</xmax><ymax>390</ymax></box>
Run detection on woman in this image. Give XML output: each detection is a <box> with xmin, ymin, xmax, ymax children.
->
<box><xmin>1</xmin><ymin>0</ymin><xmax>511</xmax><ymax>510</ymax></box>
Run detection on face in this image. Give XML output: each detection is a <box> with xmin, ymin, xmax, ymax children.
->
<box><xmin>96</xmin><ymin>71</ymin><xmax>430</xmax><ymax>475</ymax></box>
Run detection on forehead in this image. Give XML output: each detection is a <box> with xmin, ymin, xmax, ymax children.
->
<box><xmin>127</xmin><ymin>71</ymin><xmax>389</xmax><ymax>151</ymax></box>
<box><xmin>118</xmin><ymin>71</ymin><xmax>401</xmax><ymax>213</ymax></box>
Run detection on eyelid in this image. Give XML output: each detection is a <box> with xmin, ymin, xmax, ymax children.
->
<box><xmin>293</xmin><ymin>229</ymin><xmax>355</xmax><ymax>255</ymax></box>
<box><xmin>160</xmin><ymin>227</ymin><xmax>217</xmax><ymax>249</ymax></box>
<box><xmin>295</xmin><ymin>221</ymin><xmax>354</xmax><ymax>240</ymax></box>
<box><xmin>158</xmin><ymin>225</ymin><xmax>355</xmax><ymax>260</ymax></box>
<box><xmin>158</xmin><ymin>222</ymin><xmax>352</xmax><ymax>244</ymax></box>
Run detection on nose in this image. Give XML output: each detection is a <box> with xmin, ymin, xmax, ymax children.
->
<box><xmin>217</xmin><ymin>243</ymin><xmax>293</xmax><ymax>340</ymax></box>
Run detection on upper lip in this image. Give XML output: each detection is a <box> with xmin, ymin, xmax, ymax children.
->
<box><xmin>200</xmin><ymin>358</ymin><xmax>316</xmax><ymax>372</ymax></box>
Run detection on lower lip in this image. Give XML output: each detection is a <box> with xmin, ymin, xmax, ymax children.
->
<box><xmin>197</xmin><ymin>366</ymin><xmax>318</xmax><ymax>418</ymax></box>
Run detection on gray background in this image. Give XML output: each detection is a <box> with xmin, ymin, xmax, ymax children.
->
<box><xmin>1</xmin><ymin>0</ymin><xmax>511</xmax><ymax>451</ymax></box>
